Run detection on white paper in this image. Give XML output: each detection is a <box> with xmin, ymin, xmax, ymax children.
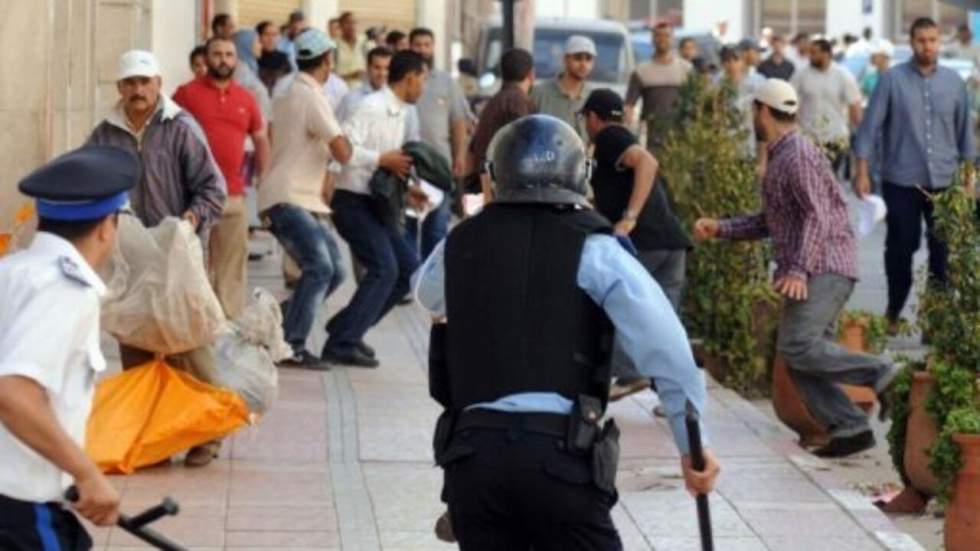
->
<box><xmin>856</xmin><ymin>194</ymin><xmax>887</xmax><ymax>238</ymax></box>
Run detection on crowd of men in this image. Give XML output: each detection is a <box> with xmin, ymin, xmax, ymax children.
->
<box><xmin>1</xmin><ymin>5</ymin><xmax>977</xmax><ymax>548</ymax></box>
<box><xmin>79</xmin><ymin>8</ymin><xmax>977</xmax><ymax>457</ymax></box>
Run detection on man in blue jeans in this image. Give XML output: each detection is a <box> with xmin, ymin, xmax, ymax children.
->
<box><xmin>854</xmin><ymin>17</ymin><xmax>974</xmax><ymax>334</ymax></box>
<box><xmin>259</xmin><ymin>30</ymin><xmax>408</xmax><ymax>369</ymax></box>
<box><xmin>323</xmin><ymin>51</ymin><xmax>429</xmax><ymax>367</ymax></box>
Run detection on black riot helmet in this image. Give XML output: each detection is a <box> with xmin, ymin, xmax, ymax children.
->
<box><xmin>486</xmin><ymin>114</ymin><xmax>592</xmax><ymax>206</ymax></box>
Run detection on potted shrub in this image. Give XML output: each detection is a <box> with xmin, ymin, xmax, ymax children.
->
<box><xmin>942</xmin><ymin>407</ymin><xmax>980</xmax><ymax>550</ymax></box>
<box><xmin>659</xmin><ymin>74</ymin><xmax>778</xmax><ymax>395</ymax></box>
<box><xmin>836</xmin><ymin>310</ymin><xmax>890</xmax><ymax>354</ymax></box>
<box><xmin>883</xmin><ymin>172</ymin><xmax>980</xmax><ymax>526</ymax></box>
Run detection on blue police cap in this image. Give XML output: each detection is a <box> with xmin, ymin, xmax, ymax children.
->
<box><xmin>18</xmin><ymin>145</ymin><xmax>139</xmax><ymax>222</ymax></box>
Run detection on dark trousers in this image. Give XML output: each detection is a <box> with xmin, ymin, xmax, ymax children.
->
<box><xmin>404</xmin><ymin>198</ymin><xmax>451</xmax><ymax>261</ymax></box>
<box><xmin>0</xmin><ymin>494</ymin><xmax>92</xmax><ymax>551</ymax></box>
<box><xmin>882</xmin><ymin>182</ymin><xmax>949</xmax><ymax>320</ymax></box>
<box><xmin>326</xmin><ymin>190</ymin><xmax>419</xmax><ymax>352</ymax></box>
<box><xmin>444</xmin><ymin>429</ymin><xmax>622</xmax><ymax>551</ymax></box>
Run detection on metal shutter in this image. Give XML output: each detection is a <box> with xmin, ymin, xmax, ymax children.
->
<box><xmin>237</xmin><ymin>0</ymin><xmax>301</xmax><ymax>27</ymax></box>
<box><xmin>339</xmin><ymin>0</ymin><xmax>416</xmax><ymax>33</ymax></box>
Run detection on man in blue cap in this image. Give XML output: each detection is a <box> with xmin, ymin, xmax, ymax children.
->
<box><xmin>0</xmin><ymin>145</ymin><xmax>139</xmax><ymax>549</ymax></box>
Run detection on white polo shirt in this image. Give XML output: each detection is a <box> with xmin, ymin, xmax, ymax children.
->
<box><xmin>0</xmin><ymin>232</ymin><xmax>107</xmax><ymax>503</ymax></box>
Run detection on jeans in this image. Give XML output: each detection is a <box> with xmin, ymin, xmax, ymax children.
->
<box><xmin>326</xmin><ymin>190</ymin><xmax>419</xmax><ymax>353</ymax></box>
<box><xmin>610</xmin><ymin>249</ymin><xmax>686</xmax><ymax>380</ymax></box>
<box><xmin>882</xmin><ymin>182</ymin><xmax>949</xmax><ymax>320</ymax></box>
<box><xmin>404</xmin><ymin>198</ymin><xmax>451</xmax><ymax>260</ymax></box>
<box><xmin>778</xmin><ymin>273</ymin><xmax>895</xmax><ymax>438</ymax></box>
<box><xmin>265</xmin><ymin>203</ymin><xmax>346</xmax><ymax>353</ymax></box>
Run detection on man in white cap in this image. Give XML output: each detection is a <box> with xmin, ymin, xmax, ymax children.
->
<box><xmin>87</xmin><ymin>50</ymin><xmax>225</xmax><ymax>237</ymax></box>
<box><xmin>86</xmin><ymin>49</ymin><xmax>227</xmax><ymax>468</ymax></box>
<box><xmin>860</xmin><ymin>39</ymin><xmax>893</xmax><ymax>100</ymax></box>
<box><xmin>531</xmin><ymin>34</ymin><xmax>596</xmax><ymax>140</ymax></box>
<box><xmin>693</xmin><ymin>78</ymin><xmax>899</xmax><ymax>459</ymax></box>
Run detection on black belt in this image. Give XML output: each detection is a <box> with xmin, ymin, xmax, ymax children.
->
<box><xmin>455</xmin><ymin>409</ymin><xmax>569</xmax><ymax>438</ymax></box>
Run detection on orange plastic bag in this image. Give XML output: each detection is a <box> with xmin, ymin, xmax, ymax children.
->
<box><xmin>85</xmin><ymin>359</ymin><xmax>250</xmax><ymax>474</ymax></box>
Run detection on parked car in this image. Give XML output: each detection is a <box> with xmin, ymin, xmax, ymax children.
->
<box><xmin>458</xmin><ymin>17</ymin><xmax>634</xmax><ymax>112</ymax></box>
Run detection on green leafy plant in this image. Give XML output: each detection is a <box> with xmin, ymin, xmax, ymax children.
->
<box><xmin>836</xmin><ymin>310</ymin><xmax>891</xmax><ymax>354</ymax></box>
<box><xmin>658</xmin><ymin>75</ymin><xmax>778</xmax><ymax>394</ymax></box>
<box><xmin>915</xmin><ymin>167</ymin><xmax>980</xmax><ymax>503</ymax></box>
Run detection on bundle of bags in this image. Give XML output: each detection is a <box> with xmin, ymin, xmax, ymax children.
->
<box><xmin>100</xmin><ymin>216</ymin><xmax>288</xmax><ymax>415</ymax></box>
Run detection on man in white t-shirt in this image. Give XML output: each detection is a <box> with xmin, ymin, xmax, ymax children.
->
<box><xmin>791</xmin><ymin>38</ymin><xmax>863</xmax><ymax>173</ymax></box>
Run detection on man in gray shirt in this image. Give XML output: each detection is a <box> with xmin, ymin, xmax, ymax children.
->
<box><xmin>853</xmin><ymin>16</ymin><xmax>974</xmax><ymax>331</ymax></box>
<box><xmin>408</xmin><ymin>27</ymin><xmax>471</xmax><ymax>258</ymax></box>
<box><xmin>531</xmin><ymin>35</ymin><xmax>595</xmax><ymax>141</ymax></box>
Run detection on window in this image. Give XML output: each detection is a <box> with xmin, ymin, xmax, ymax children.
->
<box><xmin>483</xmin><ymin>28</ymin><xmax>628</xmax><ymax>84</ymax></box>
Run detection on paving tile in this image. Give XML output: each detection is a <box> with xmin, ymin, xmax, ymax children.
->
<box><xmin>107</xmin><ymin>513</ymin><xmax>225</xmax><ymax>547</ymax></box>
<box><xmin>226</xmin><ymin>505</ymin><xmax>338</xmax><ymax>531</ymax></box>
<box><xmin>648</xmin><ymin>536</ymin><xmax>767</xmax><ymax>550</ymax></box>
<box><xmin>739</xmin><ymin>507</ymin><xmax>868</xmax><ymax>538</ymax></box>
<box><xmin>225</xmin><ymin>529</ymin><xmax>340</xmax><ymax>547</ymax></box>
<box><xmin>763</xmin><ymin>536</ymin><xmax>886</xmax><ymax>551</ymax></box>
<box><xmin>378</xmin><ymin>530</ymin><xmax>458</xmax><ymax>549</ymax></box>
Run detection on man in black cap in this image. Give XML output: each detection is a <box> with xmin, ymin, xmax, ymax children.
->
<box><xmin>580</xmin><ymin>88</ymin><xmax>693</xmax><ymax>402</ymax></box>
<box><xmin>0</xmin><ymin>145</ymin><xmax>139</xmax><ymax>549</ymax></box>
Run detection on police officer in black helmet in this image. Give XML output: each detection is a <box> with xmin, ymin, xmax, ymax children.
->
<box><xmin>414</xmin><ymin>114</ymin><xmax>721</xmax><ymax>549</ymax></box>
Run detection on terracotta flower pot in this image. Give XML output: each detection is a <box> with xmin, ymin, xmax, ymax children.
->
<box><xmin>839</xmin><ymin>320</ymin><xmax>867</xmax><ymax>353</ymax></box>
<box><xmin>771</xmin><ymin>351</ymin><xmax>878</xmax><ymax>447</ymax></box>
<box><xmin>944</xmin><ymin>433</ymin><xmax>980</xmax><ymax>551</ymax></box>
<box><xmin>903</xmin><ymin>372</ymin><xmax>940</xmax><ymax>496</ymax></box>
<box><xmin>771</xmin><ymin>355</ymin><xmax>831</xmax><ymax>448</ymax></box>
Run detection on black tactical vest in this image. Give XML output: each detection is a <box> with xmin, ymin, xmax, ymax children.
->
<box><xmin>444</xmin><ymin>203</ymin><xmax>614</xmax><ymax>410</ymax></box>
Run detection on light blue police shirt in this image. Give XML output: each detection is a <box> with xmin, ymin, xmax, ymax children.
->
<box><xmin>412</xmin><ymin>233</ymin><xmax>709</xmax><ymax>454</ymax></box>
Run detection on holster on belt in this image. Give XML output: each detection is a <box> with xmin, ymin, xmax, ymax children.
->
<box><xmin>567</xmin><ymin>394</ymin><xmax>620</xmax><ymax>496</ymax></box>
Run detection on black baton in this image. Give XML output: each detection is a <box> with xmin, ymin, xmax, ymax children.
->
<box><xmin>685</xmin><ymin>400</ymin><xmax>714</xmax><ymax>551</ymax></box>
<box><xmin>65</xmin><ymin>486</ymin><xmax>186</xmax><ymax>551</ymax></box>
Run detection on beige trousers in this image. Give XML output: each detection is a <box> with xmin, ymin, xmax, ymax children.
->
<box><xmin>209</xmin><ymin>195</ymin><xmax>248</xmax><ymax>319</ymax></box>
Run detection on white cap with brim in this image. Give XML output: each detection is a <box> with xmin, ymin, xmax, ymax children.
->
<box><xmin>118</xmin><ymin>50</ymin><xmax>161</xmax><ymax>81</ymax></box>
<box><xmin>564</xmin><ymin>35</ymin><xmax>597</xmax><ymax>57</ymax></box>
<box><xmin>871</xmin><ymin>39</ymin><xmax>894</xmax><ymax>58</ymax></box>
<box><xmin>753</xmin><ymin>78</ymin><xmax>799</xmax><ymax>115</ymax></box>
<box><xmin>295</xmin><ymin>28</ymin><xmax>336</xmax><ymax>61</ymax></box>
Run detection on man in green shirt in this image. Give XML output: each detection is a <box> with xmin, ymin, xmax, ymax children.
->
<box><xmin>530</xmin><ymin>35</ymin><xmax>595</xmax><ymax>140</ymax></box>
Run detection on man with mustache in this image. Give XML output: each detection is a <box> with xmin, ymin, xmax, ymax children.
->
<box><xmin>86</xmin><ymin>50</ymin><xmax>226</xmax><ymax>466</ymax></box>
<box><xmin>174</xmin><ymin>37</ymin><xmax>270</xmax><ymax>320</ymax></box>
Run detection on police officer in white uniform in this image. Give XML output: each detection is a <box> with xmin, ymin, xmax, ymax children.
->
<box><xmin>0</xmin><ymin>145</ymin><xmax>139</xmax><ymax>550</ymax></box>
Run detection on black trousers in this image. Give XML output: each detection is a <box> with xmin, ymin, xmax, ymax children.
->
<box><xmin>882</xmin><ymin>182</ymin><xmax>949</xmax><ymax>320</ymax></box>
<box><xmin>0</xmin><ymin>494</ymin><xmax>92</xmax><ymax>551</ymax></box>
<box><xmin>443</xmin><ymin>428</ymin><xmax>622</xmax><ymax>551</ymax></box>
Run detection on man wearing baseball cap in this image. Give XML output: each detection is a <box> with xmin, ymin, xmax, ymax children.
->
<box><xmin>531</xmin><ymin>35</ymin><xmax>597</xmax><ymax>140</ymax></box>
<box><xmin>87</xmin><ymin>50</ymin><xmax>225</xmax><ymax>239</ymax></box>
<box><xmin>694</xmin><ymin>78</ymin><xmax>900</xmax><ymax>458</ymax></box>
<box><xmin>580</xmin><ymin>88</ymin><xmax>693</xmax><ymax>404</ymax></box>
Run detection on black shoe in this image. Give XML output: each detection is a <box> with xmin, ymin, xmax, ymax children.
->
<box><xmin>277</xmin><ymin>350</ymin><xmax>331</xmax><ymax>371</ymax></box>
<box><xmin>322</xmin><ymin>347</ymin><xmax>380</xmax><ymax>368</ymax></box>
<box><xmin>813</xmin><ymin>430</ymin><xmax>875</xmax><ymax>458</ymax></box>
<box><xmin>356</xmin><ymin>341</ymin><xmax>376</xmax><ymax>358</ymax></box>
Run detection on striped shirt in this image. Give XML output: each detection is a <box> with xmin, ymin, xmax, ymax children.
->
<box><xmin>718</xmin><ymin>130</ymin><xmax>857</xmax><ymax>282</ymax></box>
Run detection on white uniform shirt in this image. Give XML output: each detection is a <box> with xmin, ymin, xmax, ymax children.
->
<box><xmin>335</xmin><ymin>87</ymin><xmax>415</xmax><ymax>195</ymax></box>
<box><xmin>0</xmin><ymin>232</ymin><xmax>107</xmax><ymax>503</ymax></box>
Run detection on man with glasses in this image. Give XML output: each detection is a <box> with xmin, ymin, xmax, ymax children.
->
<box><xmin>532</xmin><ymin>35</ymin><xmax>596</xmax><ymax>141</ymax></box>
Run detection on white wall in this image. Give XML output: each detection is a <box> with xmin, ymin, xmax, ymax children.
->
<box><xmin>826</xmin><ymin>0</ymin><xmax>885</xmax><ymax>42</ymax></box>
<box><xmin>417</xmin><ymin>0</ymin><xmax>449</xmax><ymax>70</ymax></box>
<box><xmin>303</xmin><ymin>0</ymin><xmax>339</xmax><ymax>33</ymax></box>
<box><xmin>684</xmin><ymin>0</ymin><xmax>746</xmax><ymax>40</ymax></box>
<box><xmin>536</xmin><ymin>0</ymin><xmax>598</xmax><ymax>19</ymax></box>
<box><xmin>152</xmin><ymin>0</ymin><xmax>198</xmax><ymax>95</ymax></box>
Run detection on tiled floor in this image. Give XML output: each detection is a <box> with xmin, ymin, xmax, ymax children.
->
<box><xmin>82</xmin><ymin>238</ymin><xmax>921</xmax><ymax>550</ymax></box>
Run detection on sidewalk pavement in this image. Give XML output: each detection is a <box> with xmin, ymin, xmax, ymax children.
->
<box><xmin>84</xmin><ymin>236</ymin><xmax>929</xmax><ymax>550</ymax></box>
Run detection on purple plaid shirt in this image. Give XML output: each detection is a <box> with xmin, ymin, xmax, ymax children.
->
<box><xmin>718</xmin><ymin>130</ymin><xmax>857</xmax><ymax>282</ymax></box>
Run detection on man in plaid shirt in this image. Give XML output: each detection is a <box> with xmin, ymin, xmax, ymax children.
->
<box><xmin>695</xmin><ymin>79</ymin><xmax>899</xmax><ymax>458</ymax></box>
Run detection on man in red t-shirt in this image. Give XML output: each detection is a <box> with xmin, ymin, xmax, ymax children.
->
<box><xmin>175</xmin><ymin>36</ymin><xmax>270</xmax><ymax>320</ymax></box>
